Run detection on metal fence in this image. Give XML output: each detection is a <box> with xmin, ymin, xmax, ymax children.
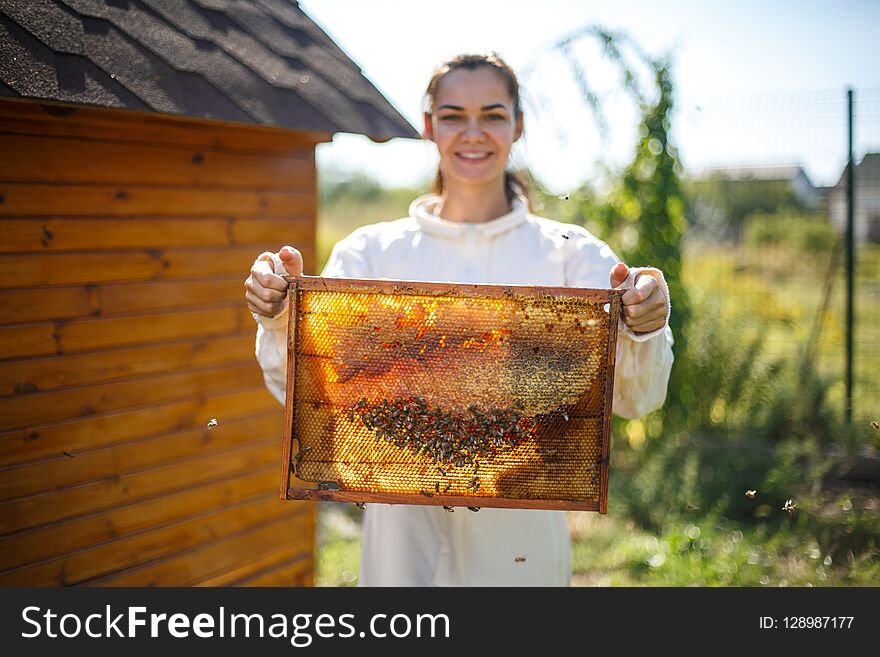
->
<box><xmin>682</xmin><ymin>87</ymin><xmax>880</xmax><ymax>427</ymax></box>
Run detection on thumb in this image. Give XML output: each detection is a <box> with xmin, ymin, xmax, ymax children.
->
<box><xmin>610</xmin><ymin>262</ymin><xmax>629</xmax><ymax>288</ymax></box>
<box><xmin>278</xmin><ymin>246</ymin><xmax>304</xmax><ymax>277</ymax></box>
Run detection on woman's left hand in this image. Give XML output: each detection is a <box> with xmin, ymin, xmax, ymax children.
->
<box><xmin>609</xmin><ymin>262</ymin><xmax>667</xmax><ymax>334</ymax></box>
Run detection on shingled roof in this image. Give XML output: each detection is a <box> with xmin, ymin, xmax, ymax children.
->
<box><xmin>0</xmin><ymin>0</ymin><xmax>419</xmax><ymax>140</ymax></box>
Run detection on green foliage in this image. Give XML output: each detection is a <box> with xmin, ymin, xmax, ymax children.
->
<box><xmin>611</xmin><ymin>60</ymin><xmax>690</xmax><ymax>414</ymax></box>
<box><xmin>743</xmin><ymin>211</ymin><xmax>838</xmax><ymax>254</ymax></box>
<box><xmin>686</xmin><ymin>176</ymin><xmax>812</xmax><ymax>238</ymax></box>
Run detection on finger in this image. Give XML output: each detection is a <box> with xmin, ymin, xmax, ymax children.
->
<box><xmin>626</xmin><ymin>307</ymin><xmax>666</xmax><ymax>331</ymax></box>
<box><xmin>609</xmin><ymin>262</ymin><xmax>629</xmax><ymax>288</ymax></box>
<box><xmin>622</xmin><ymin>286</ymin><xmax>664</xmax><ymax>317</ymax></box>
<box><xmin>627</xmin><ymin>318</ymin><xmax>665</xmax><ymax>334</ymax></box>
<box><xmin>278</xmin><ymin>246</ymin><xmax>304</xmax><ymax>277</ymax></box>
<box><xmin>621</xmin><ymin>276</ymin><xmax>657</xmax><ymax>306</ymax></box>
<box><xmin>621</xmin><ymin>295</ymin><xmax>666</xmax><ymax>325</ymax></box>
<box><xmin>244</xmin><ymin>276</ymin><xmax>287</xmax><ymax>304</ymax></box>
<box><xmin>249</xmin><ymin>262</ymin><xmax>289</xmax><ymax>293</ymax></box>
<box><xmin>245</xmin><ymin>289</ymin><xmax>287</xmax><ymax>317</ymax></box>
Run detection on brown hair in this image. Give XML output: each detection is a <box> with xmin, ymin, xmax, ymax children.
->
<box><xmin>423</xmin><ymin>52</ymin><xmax>529</xmax><ymax>208</ymax></box>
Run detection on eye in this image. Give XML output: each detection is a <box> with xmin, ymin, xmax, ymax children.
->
<box><xmin>485</xmin><ymin>113</ymin><xmax>507</xmax><ymax>121</ymax></box>
<box><xmin>438</xmin><ymin>114</ymin><xmax>462</xmax><ymax>122</ymax></box>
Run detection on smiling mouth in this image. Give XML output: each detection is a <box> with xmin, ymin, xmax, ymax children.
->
<box><xmin>456</xmin><ymin>152</ymin><xmax>492</xmax><ymax>161</ymax></box>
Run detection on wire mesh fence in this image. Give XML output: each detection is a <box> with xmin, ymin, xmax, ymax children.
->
<box><xmin>682</xmin><ymin>87</ymin><xmax>880</xmax><ymax>428</ymax></box>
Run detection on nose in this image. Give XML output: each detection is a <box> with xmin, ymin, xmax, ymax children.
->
<box><xmin>462</xmin><ymin>117</ymin><xmax>484</xmax><ymax>141</ymax></box>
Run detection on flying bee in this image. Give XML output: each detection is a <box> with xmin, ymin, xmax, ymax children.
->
<box><xmin>514</xmin><ymin>556</ymin><xmax>526</xmax><ymax>563</ymax></box>
<box><xmin>872</xmin><ymin>420</ymin><xmax>879</xmax><ymax>430</ymax></box>
<box><xmin>63</xmin><ymin>450</ymin><xmax>74</xmax><ymax>458</ymax></box>
<box><xmin>207</xmin><ymin>418</ymin><xmax>218</xmax><ymax>429</ymax></box>
<box><xmin>354</xmin><ymin>502</ymin><xmax>366</xmax><ymax>510</ymax></box>
<box><xmin>559</xmin><ymin>194</ymin><xmax>569</xmax><ymax>201</ymax></box>
<box><xmin>783</xmin><ymin>499</ymin><xmax>797</xmax><ymax>514</ymax></box>
<box><xmin>443</xmin><ymin>506</ymin><xmax>455</xmax><ymax>513</ymax></box>
<box><xmin>745</xmin><ymin>489</ymin><xmax>757</xmax><ymax>498</ymax></box>
<box><xmin>468</xmin><ymin>506</ymin><xmax>481</xmax><ymax>512</ymax></box>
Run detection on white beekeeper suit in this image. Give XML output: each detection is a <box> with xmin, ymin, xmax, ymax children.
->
<box><xmin>254</xmin><ymin>194</ymin><xmax>674</xmax><ymax>586</ymax></box>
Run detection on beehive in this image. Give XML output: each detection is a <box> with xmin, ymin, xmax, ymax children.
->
<box><xmin>280</xmin><ymin>276</ymin><xmax>623</xmax><ymax>512</ymax></box>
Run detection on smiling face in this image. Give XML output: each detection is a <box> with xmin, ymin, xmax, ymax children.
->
<box><xmin>423</xmin><ymin>66</ymin><xmax>523</xmax><ymax>194</ymax></box>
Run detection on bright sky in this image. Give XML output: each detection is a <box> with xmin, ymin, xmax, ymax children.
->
<box><xmin>300</xmin><ymin>0</ymin><xmax>880</xmax><ymax>192</ymax></box>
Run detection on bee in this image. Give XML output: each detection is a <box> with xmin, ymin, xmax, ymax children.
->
<box><xmin>468</xmin><ymin>506</ymin><xmax>481</xmax><ymax>512</ymax></box>
<box><xmin>685</xmin><ymin>502</ymin><xmax>699</xmax><ymax>511</ymax></box>
<box><xmin>435</xmin><ymin>482</ymin><xmax>440</xmax><ymax>494</ymax></box>
<box><xmin>559</xmin><ymin>194</ymin><xmax>570</xmax><ymax>201</ymax></box>
<box><xmin>63</xmin><ymin>450</ymin><xmax>74</xmax><ymax>458</ymax></box>
<box><xmin>354</xmin><ymin>502</ymin><xmax>366</xmax><ymax>510</ymax></box>
<box><xmin>872</xmin><ymin>420</ymin><xmax>879</xmax><ymax>431</ymax></box>
<box><xmin>745</xmin><ymin>489</ymin><xmax>757</xmax><ymax>498</ymax></box>
<box><xmin>562</xmin><ymin>234</ymin><xmax>569</xmax><ymax>239</ymax></box>
<box><xmin>420</xmin><ymin>489</ymin><xmax>434</xmax><ymax>498</ymax></box>
<box><xmin>443</xmin><ymin>506</ymin><xmax>455</xmax><ymax>513</ymax></box>
<box><xmin>514</xmin><ymin>556</ymin><xmax>526</xmax><ymax>563</ymax></box>
<box><xmin>318</xmin><ymin>481</ymin><xmax>340</xmax><ymax>491</ymax></box>
<box><xmin>207</xmin><ymin>418</ymin><xmax>218</xmax><ymax>429</ymax></box>
<box><xmin>783</xmin><ymin>499</ymin><xmax>797</xmax><ymax>514</ymax></box>
<box><xmin>443</xmin><ymin>482</ymin><xmax>452</xmax><ymax>494</ymax></box>
<box><xmin>438</xmin><ymin>467</ymin><xmax>447</xmax><ymax>476</ymax></box>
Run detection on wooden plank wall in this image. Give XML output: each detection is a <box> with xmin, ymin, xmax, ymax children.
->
<box><xmin>0</xmin><ymin>98</ymin><xmax>323</xmax><ymax>586</ymax></box>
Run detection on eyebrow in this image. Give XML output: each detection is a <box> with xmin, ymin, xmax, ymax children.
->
<box><xmin>437</xmin><ymin>103</ymin><xmax>509</xmax><ymax>111</ymax></box>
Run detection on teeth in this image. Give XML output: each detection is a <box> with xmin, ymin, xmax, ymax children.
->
<box><xmin>459</xmin><ymin>152</ymin><xmax>489</xmax><ymax>160</ymax></box>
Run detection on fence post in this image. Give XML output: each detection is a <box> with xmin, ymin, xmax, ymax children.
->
<box><xmin>845</xmin><ymin>87</ymin><xmax>855</xmax><ymax>423</ymax></box>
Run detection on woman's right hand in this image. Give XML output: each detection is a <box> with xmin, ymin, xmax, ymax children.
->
<box><xmin>244</xmin><ymin>246</ymin><xmax>304</xmax><ymax>317</ymax></box>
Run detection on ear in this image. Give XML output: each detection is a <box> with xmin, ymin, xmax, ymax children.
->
<box><xmin>422</xmin><ymin>112</ymin><xmax>435</xmax><ymax>142</ymax></box>
<box><xmin>513</xmin><ymin>110</ymin><xmax>524</xmax><ymax>142</ymax></box>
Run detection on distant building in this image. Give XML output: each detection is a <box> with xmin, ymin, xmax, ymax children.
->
<box><xmin>695</xmin><ymin>164</ymin><xmax>821</xmax><ymax>208</ymax></box>
<box><xmin>828</xmin><ymin>153</ymin><xmax>880</xmax><ymax>242</ymax></box>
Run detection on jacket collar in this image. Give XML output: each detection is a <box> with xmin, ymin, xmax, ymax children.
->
<box><xmin>409</xmin><ymin>194</ymin><xmax>529</xmax><ymax>239</ymax></box>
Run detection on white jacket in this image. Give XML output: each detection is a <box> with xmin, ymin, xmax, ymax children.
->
<box><xmin>254</xmin><ymin>194</ymin><xmax>674</xmax><ymax>586</ymax></box>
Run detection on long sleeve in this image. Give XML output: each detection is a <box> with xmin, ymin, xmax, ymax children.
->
<box><xmin>562</xmin><ymin>229</ymin><xmax>675</xmax><ymax>420</ymax></box>
<box><xmin>253</xmin><ymin>231</ymin><xmax>374</xmax><ymax>406</ymax></box>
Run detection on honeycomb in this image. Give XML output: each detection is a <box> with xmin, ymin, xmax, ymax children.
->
<box><xmin>283</xmin><ymin>277</ymin><xmax>622</xmax><ymax>512</ymax></box>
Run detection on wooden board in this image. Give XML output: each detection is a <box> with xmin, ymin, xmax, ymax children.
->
<box><xmin>0</xmin><ymin>183</ymin><xmax>314</xmax><ymax>217</ymax></box>
<box><xmin>0</xmin><ymin>439</ymin><xmax>280</xmax><ymax>535</ymax></box>
<box><xmin>0</xmin><ymin>498</ymin><xmax>310</xmax><ymax>586</ymax></box>
<box><xmin>0</xmin><ymin>411</ymin><xmax>282</xmax><ymax>501</ymax></box>
<box><xmin>0</xmin><ymin>246</ymin><xmax>316</xmax><ymax>288</ymax></box>
<box><xmin>0</xmin><ymin>331</ymin><xmax>255</xmax><ymax>395</ymax></box>
<box><xmin>0</xmin><ymin>97</ymin><xmax>331</xmax><ymax>152</ymax></box>
<box><xmin>0</xmin><ymin>467</ymin><xmax>278</xmax><ymax>570</ymax></box>
<box><xmin>0</xmin><ymin>217</ymin><xmax>312</xmax><ymax>252</ymax></box>
<box><xmin>0</xmin><ymin>386</ymin><xmax>279</xmax><ymax>467</ymax></box>
<box><xmin>0</xmin><ymin>361</ymin><xmax>262</xmax><ymax>431</ymax></box>
<box><xmin>0</xmin><ymin>134</ymin><xmax>313</xmax><ymax>189</ymax></box>
<box><xmin>88</xmin><ymin>510</ymin><xmax>312</xmax><ymax>587</ymax></box>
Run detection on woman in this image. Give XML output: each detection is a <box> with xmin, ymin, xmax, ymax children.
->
<box><xmin>245</xmin><ymin>53</ymin><xmax>674</xmax><ymax>586</ymax></box>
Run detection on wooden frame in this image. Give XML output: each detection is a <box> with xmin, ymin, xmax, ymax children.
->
<box><xmin>280</xmin><ymin>275</ymin><xmax>623</xmax><ymax>513</ymax></box>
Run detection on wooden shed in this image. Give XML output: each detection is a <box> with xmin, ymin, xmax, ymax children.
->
<box><xmin>0</xmin><ymin>0</ymin><xmax>417</xmax><ymax>586</ymax></box>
